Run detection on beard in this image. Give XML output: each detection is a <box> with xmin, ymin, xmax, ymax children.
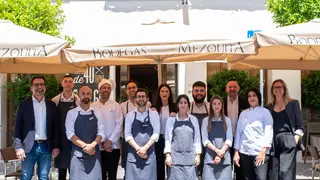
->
<box><xmin>82</xmin><ymin>98</ymin><xmax>90</xmax><ymax>104</ymax></box>
<box><xmin>136</xmin><ymin>100</ymin><xmax>147</xmax><ymax>107</ymax></box>
<box><xmin>193</xmin><ymin>95</ymin><xmax>206</xmax><ymax>103</ymax></box>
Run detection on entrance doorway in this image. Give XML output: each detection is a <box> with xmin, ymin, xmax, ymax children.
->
<box><xmin>116</xmin><ymin>64</ymin><xmax>178</xmax><ymax>105</ymax></box>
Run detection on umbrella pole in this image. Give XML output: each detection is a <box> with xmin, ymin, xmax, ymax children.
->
<box><xmin>157</xmin><ymin>60</ymin><xmax>162</xmax><ymax>86</ymax></box>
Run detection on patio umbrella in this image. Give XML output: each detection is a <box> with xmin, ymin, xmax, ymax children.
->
<box><xmin>228</xmin><ymin>18</ymin><xmax>320</xmax><ymax>70</ymax></box>
<box><xmin>62</xmin><ymin>21</ymin><xmax>255</xmax><ymax>84</ymax></box>
<box><xmin>0</xmin><ymin>20</ymin><xmax>87</xmax><ymax>74</ymax></box>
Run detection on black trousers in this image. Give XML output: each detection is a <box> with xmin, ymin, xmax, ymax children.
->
<box><xmin>198</xmin><ymin>145</ymin><xmax>205</xmax><ymax>177</ymax></box>
<box><xmin>268</xmin><ymin>132</ymin><xmax>297</xmax><ymax>180</ymax></box>
<box><xmin>230</xmin><ymin>143</ymin><xmax>244</xmax><ymax>180</ymax></box>
<box><xmin>58</xmin><ymin>168</ymin><xmax>70</xmax><ymax>180</ymax></box>
<box><xmin>155</xmin><ymin>135</ymin><xmax>165</xmax><ymax>180</ymax></box>
<box><xmin>240</xmin><ymin>153</ymin><xmax>269</xmax><ymax>180</ymax></box>
<box><xmin>101</xmin><ymin>149</ymin><xmax>121</xmax><ymax>180</ymax></box>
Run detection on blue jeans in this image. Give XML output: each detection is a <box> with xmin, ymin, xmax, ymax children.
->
<box><xmin>21</xmin><ymin>141</ymin><xmax>52</xmax><ymax>180</ymax></box>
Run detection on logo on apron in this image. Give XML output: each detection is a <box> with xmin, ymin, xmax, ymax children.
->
<box><xmin>89</xmin><ymin>116</ymin><xmax>94</xmax><ymax>121</ymax></box>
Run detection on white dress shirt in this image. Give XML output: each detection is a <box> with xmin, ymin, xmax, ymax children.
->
<box><xmin>124</xmin><ymin>108</ymin><xmax>160</xmax><ymax>142</ymax></box>
<box><xmin>160</xmin><ymin>106</ymin><xmax>170</xmax><ymax>135</ymax></box>
<box><xmin>227</xmin><ymin>96</ymin><xmax>239</xmax><ymax>136</ymax></box>
<box><xmin>164</xmin><ymin>114</ymin><xmax>202</xmax><ymax>154</ymax></box>
<box><xmin>201</xmin><ymin>116</ymin><xmax>233</xmax><ymax>147</ymax></box>
<box><xmin>65</xmin><ymin>106</ymin><xmax>105</xmax><ymax>141</ymax></box>
<box><xmin>32</xmin><ymin>96</ymin><xmax>47</xmax><ymax>140</ymax></box>
<box><xmin>91</xmin><ymin>99</ymin><xmax>123</xmax><ymax>149</ymax></box>
<box><xmin>52</xmin><ymin>93</ymin><xmax>80</xmax><ymax>106</ymax></box>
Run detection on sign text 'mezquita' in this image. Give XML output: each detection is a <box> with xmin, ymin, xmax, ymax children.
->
<box><xmin>93</xmin><ymin>47</ymin><xmax>147</xmax><ymax>58</ymax></box>
<box><xmin>0</xmin><ymin>46</ymin><xmax>48</xmax><ymax>57</ymax></box>
<box><xmin>178</xmin><ymin>42</ymin><xmax>245</xmax><ymax>54</ymax></box>
<box><xmin>288</xmin><ymin>35</ymin><xmax>320</xmax><ymax>45</ymax></box>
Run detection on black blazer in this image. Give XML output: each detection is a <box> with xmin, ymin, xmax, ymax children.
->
<box><xmin>265</xmin><ymin>99</ymin><xmax>305</xmax><ymax>152</ymax></box>
<box><xmin>223</xmin><ymin>95</ymin><xmax>249</xmax><ymax>118</ymax></box>
<box><xmin>14</xmin><ymin>97</ymin><xmax>60</xmax><ymax>153</ymax></box>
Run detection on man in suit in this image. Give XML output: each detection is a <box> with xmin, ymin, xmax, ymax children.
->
<box><xmin>15</xmin><ymin>76</ymin><xmax>60</xmax><ymax>180</ymax></box>
<box><xmin>223</xmin><ymin>79</ymin><xmax>249</xmax><ymax>180</ymax></box>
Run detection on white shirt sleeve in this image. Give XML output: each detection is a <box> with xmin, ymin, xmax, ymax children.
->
<box><xmin>95</xmin><ymin>110</ymin><xmax>105</xmax><ymax>141</ymax></box>
<box><xmin>190</xmin><ymin>116</ymin><xmax>202</xmax><ymax>154</ymax></box>
<box><xmin>65</xmin><ymin>110</ymin><xmax>76</xmax><ymax>140</ymax></box>
<box><xmin>225</xmin><ymin>117</ymin><xmax>233</xmax><ymax>146</ymax></box>
<box><xmin>201</xmin><ymin>117</ymin><xmax>211</xmax><ymax>147</ymax></box>
<box><xmin>150</xmin><ymin>110</ymin><xmax>160</xmax><ymax>142</ymax></box>
<box><xmin>262</xmin><ymin>109</ymin><xmax>274</xmax><ymax>148</ymax></box>
<box><xmin>125</xmin><ymin>112</ymin><xmax>135</xmax><ymax>142</ymax></box>
<box><xmin>108</xmin><ymin>103</ymin><xmax>123</xmax><ymax>143</ymax></box>
<box><xmin>164</xmin><ymin>117</ymin><xmax>174</xmax><ymax>154</ymax></box>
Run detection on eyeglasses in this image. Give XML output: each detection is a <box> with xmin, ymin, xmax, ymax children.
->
<box><xmin>32</xmin><ymin>83</ymin><xmax>45</xmax><ymax>87</ymax></box>
<box><xmin>127</xmin><ymin>86</ymin><xmax>137</xmax><ymax>90</ymax></box>
<box><xmin>136</xmin><ymin>95</ymin><xmax>146</xmax><ymax>99</ymax></box>
<box><xmin>193</xmin><ymin>89</ymin><xmax>205</xmax><ymax>93</ymax></box>
<box><xmin>273</xmin><ymin>86</ymin><xmax>284</xmax><ymax>89</ymax></box>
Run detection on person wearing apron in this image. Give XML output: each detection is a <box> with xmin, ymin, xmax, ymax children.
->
<box><xmin>190</xmin><ymin>81</ymin><xmax>210</xmax><ymax>177</ymax></box>
<box><xmin>120</xmin><ymin>80</ymin><xmax>152</xmax><ymax>179</ymax></box>
<box><xmin>201</xmin><ymin>96</ymin><xmax>233</xmax><ymax>180</ymax></box>
<box><xmin>165</xmin><ymin>94</ymin><xmax>202</xmax><ymax>180</ymax></box>
<box><xmin>233</xmin><ymin>88</ymin><xmax>273</xmax><ymax>180</ymax></box>
<box><xmin>52</xmin><ymin>75</ymin><xmax>80</xmax><ymax>180</ymax></box>
<box><xmin>65</xmin><ymin>86</ymin><xmax>105</xmax><ymax>180</ymax></box>
<box><xmin>124</xmin><ymin>88</ymin><xmax>160</xmax><ymax>180</ymax></box>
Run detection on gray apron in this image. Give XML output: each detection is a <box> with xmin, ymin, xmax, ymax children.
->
<box><xmin>121</xmin><ymin>101</ymin><xmax>129</xmax><ymax>169</ymax></box>
<box><xmin>167</xmin><ymin>118</ymin><xmax>197</xmax><ymax>180</ymax></box>
<box><xmin>125</xmin><ymin>111</ymin><xmax>157</xmax><ymax>180</ymax></box>
<box><xmin>70</xmin><ymin>111</ymin><xmax>102</xmax><ymax>180</ymax></box>
<box><xmin>54</xmin><ymin>95</ymin><xmax>77</xmax><ymax>169</ymax></box>
<box><xmin>190</xmin><ymin>102</ymin><xmax>208</xmax><ymax>176</ymax></box>
<box><xmin>203</xmin><ymin>120</ymin><xmax>232</xmax><ymax>180</ymax></box>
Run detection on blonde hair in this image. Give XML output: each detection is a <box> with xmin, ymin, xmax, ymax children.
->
<box><xmin>269</xmin><ymin>79</ymin><xmax>292</xmax><ymax>106</ymax></box>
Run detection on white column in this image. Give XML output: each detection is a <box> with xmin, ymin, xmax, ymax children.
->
<box><xmin>184</xmin><ymin>62</ymin><xmax>207</xmax><ymax>100</ymax></box>
<box><xmin>0</xmin><ymin>74</ymin><xmax>7</xmax><ymax>151</ymax></box>
<box><xmin>109</xmin><ymin>66</ymin><xmax>116</xmax><ymax>101</ymax></box>
<box><xmin>178</xmin><ymin>63</ymin><xmax>186</xmax><ymax>95</ymax></box>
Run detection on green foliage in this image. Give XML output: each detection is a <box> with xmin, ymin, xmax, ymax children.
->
<box><xmin>0</xmin><ymin>0</ymin><xmax>75</xmax><ymax>44</ymax></box>
<box><xmin>302</xmin><ymin>71</ymin><xmax>320</xmax><ymax>108</ymax></box>
<box><xmin>267</xmin><ymin>0</ymin><xmax>320</xmax><ymax>26</ymax></box>
<box><xmin>207</xmin><ymin>70</ymin><xmax>259</xmax><ymax>99</ymax></box>
<box><xmin>6</xmin><ymin>75</ymin><xmax>60</xmax><ymax>111</ymax></box>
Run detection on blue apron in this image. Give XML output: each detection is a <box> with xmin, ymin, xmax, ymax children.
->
<box><xmin>70</xmin><ymin>111</ymin><xmax>102</xmax><ymax>180</ymax></box>
<box><xmin>167</xmin><ymin>118</ymin><xmax>197</xmax><ymax>180</ymax></box>
<box><xmin>54</xmin><ymin>95</ymin><xmax>76</xmax><ymax>169</ymax></box>
<box><xmin>202</xmin><ymin>120</ymin><xmax>232</xmax><ymax>180</ymax></box>
<box><xmin>125</xmin><ymin>111</ymin><xmax>157</xmax><ymax>180</ymax></box>
<box><xmin>190</xmin><ymin>102</ymin><xmax>208</xmax><ymax>176</ymax></box>
<box><xmin>121</xmin><ymin>101</ymin><xmax>129</xmax><ymax>169</ymax></box>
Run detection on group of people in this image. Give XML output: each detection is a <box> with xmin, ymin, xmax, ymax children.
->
<box><xmin>14</xmin><ymin>75</ymin><xmax>304</xmax><ymax>180</ymax></box>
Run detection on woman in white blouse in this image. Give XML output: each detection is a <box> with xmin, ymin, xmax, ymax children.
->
<box><xmin>164</xmin><ymin>94</ymin><xmax>201</xmax><ymax>180</ymax></box>
<box><xmin>201</xmin><ymin>95</ymin><xmax>233</xmax><ymax>180</ymax></box>
<box><xmin>155</xmin><ymin>84</ymin><xmax>176</xmax><ymax>180</ymax></box>
<box><xmin>233</xmin><ymin>88</ymin><xmax>273</xmax><ymax>180</ymax></box>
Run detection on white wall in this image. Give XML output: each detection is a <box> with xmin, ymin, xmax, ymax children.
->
<box><xmin>183</xmin><ymin>62</ymin><xmax>207</xmax><ymax>100</ymax></box>
<box><xmin>267</xmin><ymin>70</ymin><xmax>301</xmax><ymax>103</ymax></box>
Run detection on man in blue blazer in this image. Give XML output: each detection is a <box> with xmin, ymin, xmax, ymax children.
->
<box><xmin>14</xmin><ymin>76</ymin><xmax>60</xmax><ymax>180</ymax></box>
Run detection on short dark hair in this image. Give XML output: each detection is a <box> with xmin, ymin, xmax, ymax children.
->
<box><xmin>192</xmin><ymin>81</ymin><xmax>206</xmax><ymax>89</ymax></box>
<box><xmin>125</xmin><ymin>80</ymin><xmax>138</xmax><ymax>88</ymax></box>
<box><xmin>62</xmin><ymin>75</ymin><xmax>73</xmax><ymax>79</ymax></box>
<box><xmin>246</xmin><ymin>88</ymin><xmax>262</xmax><ymax>106</ymax></box>
<box><xmin>30</xmin><ymin>76</ymin><xmax>46</xmax><ymax>85</ymax></box>
<box><xmin>227</xmin><ymin>79</ymin><xmax>238</xmax><ymax>83</ymax></box>
<box><xmin>135</xmin><ymin>88</ymin><xmax>148</xmax><ymax>97</ymax></box>
<box><xmin>176</xmin><ymin>94</ymin><xmax>191</xmax><ymax>112</ymax></box>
